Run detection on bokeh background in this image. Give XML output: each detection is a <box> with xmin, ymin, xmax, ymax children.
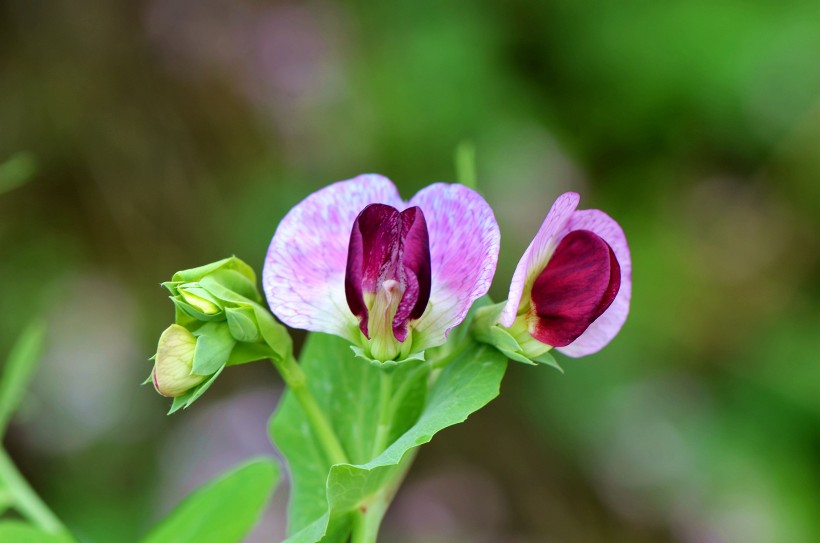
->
<box><xmin>2</xmin><ymin>0</ymin><xmax>819</xmax><ymax>541</ymax></box>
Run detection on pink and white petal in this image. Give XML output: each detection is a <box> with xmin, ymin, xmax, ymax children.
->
<box><xmin>408</xmin><ymin>183</ymin><xmax>500</xmax><ymax>351</ymax></box>
<box><xmin>498</xmin><ymin>192</ymin><xmax>580</xmax><ymax>327</ymax></box>
<box><xmin>556</xmin><ymin>209</ymin><xmax>631</xmax><ymax>357</ymax></box>
<box><xmin>263</xmin><ymin>174</ymin><xmax>403</xmax><ymax>341</ymax></box>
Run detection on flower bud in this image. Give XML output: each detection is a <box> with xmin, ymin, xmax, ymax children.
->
<box><xmin>177</xmin><ymin>284</ymin><xmax>221</xmax><ymax>316</ymax></box>
<box><xmin>150</xmin><ymin>256</ymin><xmax>294</xmax><ymax>411</ymax></box>
<box><xmin>163</xmin><ymin>256</ymin><xmax>263</xmax><ymax>322</ymax></box>
<box><xmin>152</xmin><ymin>324</ymin><xmax>207</xmax><ymax>397</ymax></box>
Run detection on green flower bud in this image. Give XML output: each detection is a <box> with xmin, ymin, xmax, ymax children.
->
<box><xmin>177</xmin><ymin>284</ymin><xmax>222</xmax><ymax>316</ymax></box>
<box><xmin>150</xmin><ymin>257</ymin><xmax>295</xmax><ymax>411</ymax></box>
<box><xmin>152</xmin><ymin>324</ymin><xmax>207</xmax><ymax>397</ymax></box>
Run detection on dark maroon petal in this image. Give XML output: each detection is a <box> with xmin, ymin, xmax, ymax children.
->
<box><xmin>346</xmin><ymin>204</ymin><xmax>401</xmax><ymax>337</ymax></box>
<box><xmin>530</xmin><ymin>229</ymin><xmax>621</xmax><ymax>347</ymax></box>
<box><xmin>392</xmin><ymin>207</ymin><xmax>431</xmax><ymax>341</ymax></box>
<box><xmin>344</xmin><ymin>209</ymin><xmax>367</xmax><ymax>336</ymax></box>
<box><xmin>344</xmin><ymin>204</ymin><xmax>432</xmax><ymax>342</ymax></box>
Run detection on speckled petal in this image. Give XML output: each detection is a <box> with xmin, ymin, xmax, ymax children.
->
<box><xmin>408</xmin><ymin>183</ymin><xmax>500</xmax><ymax>351</ymax></box>
<box><xmin>263</xmin><ymin>174</ymin><xmax>403</xmax><ymax>341</ymax></box>
<box><xmin>556</xmin><ymin>209</ymin><xmax>631</xmax><ymax>357</ymax></box>
<box><xmin>498</xmin><ymin>192</ymin><xmax>580</xmax><ymax>327</ymax></box>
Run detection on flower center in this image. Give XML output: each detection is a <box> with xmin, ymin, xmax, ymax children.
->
<box><xmin>345</xmin><ymin>203</ymin><xmax>431</xmax><ymax>359</ymax></box>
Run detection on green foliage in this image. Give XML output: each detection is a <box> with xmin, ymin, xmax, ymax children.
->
<box><xmin>140</xmin><ymin>458</ymin><xmax>279</xmax><ymax>543</ymax></box>
<box><xmin>0</xmin><ymin>321</ymin><xmax>46</xmax><ymax>434</ymax></box>
<box><xmin>0</xmin><ymin>521</ymin><xmax>72</xmax><ymax>543</ymax></box>
<box><xmin>271</xmin><ymin>333</ymin><xmax>507</xmax><ymax>542</ymax></box>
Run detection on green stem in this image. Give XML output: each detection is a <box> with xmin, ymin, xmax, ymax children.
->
<box><xmin>350</xmin><ymin>448</ymin><xmax>418</xmax><ymax>543</ymax></box>
<box><xmin>0</xmin><ymin>447</ymin><xmax>67</xmax><ymax>535</ymax></box>
<box><xmin>369</xmin><ymin>370</ymin><xmax>393</xmax><ymax>459</ymax></box>
<box><xmin>385</xmin><ymin>346</ymin><xmax>467</xmax><ymax>425</ymax></box>
<box><xmin>350</xmin><ymin>498</ymin><xmax>388</xmax><ymax>543</ymax></box>
<box><xmin>272</xmin><ymin>354</ymin><xmax>349</xmax><ymax>466</ymax></box>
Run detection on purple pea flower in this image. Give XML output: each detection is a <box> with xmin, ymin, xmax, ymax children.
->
<box><xmin>498</xmin><ymin>192</ymin><xmax>631</xmax><ymax>358</ymax></box>
<box><xmin>263</xmin><ymin>174</ymin><xmax>500</xmax><ymax>362</ymax></box>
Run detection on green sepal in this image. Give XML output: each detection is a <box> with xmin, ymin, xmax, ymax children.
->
<box><xmin>252</xmin><ymin>305</ymin><xmax>292</xmax><ymax>362</ymax></box>
<box><xmin>202</xmin><ymin>269</ymin><xmax>261</xmax><ymax>303</ymax></box>
<box><xmin>532</xmin><ymin>350</ymin><xmax>562</xmax><ymax>372</ymax></box>
<box><xmin>499</xmin><ymin>348</ymin><xmax>539</xmax><ymax>366</ymax></box>
<box><xmin>227</xmin><ymin>342</ymin><xmax>271</xmax><ymax>366</ymax></box>
<box><xmin>350</xmin><ymin>346</ymin><xmax>425</xmax><ymax>368</ymax></box>
<box><xmin>192</xmin><ymin>323</ymin><xmax>235</xmax><ymax>375</ymax></box>
<box><xmin>171</xmin><ymin>256</ymin><xmax>256</xmax><ymax>286</ymax></box>
<box><xmin>487</xmin><ymin>324</ymin><xmax>529</xmax><ymax>356</ymax></box>
<box><xmin>161</xmin><ymin>280</ymin><xmax>183</xmax><ymax>296</ymax></box>
<box><xmin>471</xmin><ymin>301</ymin><xmax>562</xmax><ymax>370</ymax></box>
<box><xmin>226</xmin><ymin>306</ymin><xmax>261</xmax><ymax>343</ymax></box>
<box><xmin>167</xmin><ymin>365</ymin><xmax>226</xmax><ymax>414</ymax></box>
<box><xmin>173</xmin><ymin>299</ymin><xmax>198</xmax><ymax>329</ymax></box>
<box><xmin>168</xmin><ymin>392</ymin><xmax>192</xmax><ymax>414</ymax></box>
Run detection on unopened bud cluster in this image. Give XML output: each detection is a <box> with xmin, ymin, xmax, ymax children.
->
<box><xmin>150</xmin><ymin>257</ymin><xmax>290</xmax><ymax>411</ymax></box>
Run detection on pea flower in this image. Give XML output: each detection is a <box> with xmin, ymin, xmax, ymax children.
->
<box><xmin>502</xmin><ymin>191</ymin><xmax>631</xmax><ymax>358</ymax></box>
<box><xmin>263</xmin><ymin>174</ymin><xmax>500</xmax><ymax>362</ymax></box>
<box><xmin>475</xmin><ymin>192</ymin><xmax>631</xmax><ymax>364</ymax></box>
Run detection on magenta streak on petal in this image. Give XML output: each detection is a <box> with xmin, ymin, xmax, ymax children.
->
<box><xmin>344</xmin><ymin>203</ymin><xmax>431</xmax><ymax>341</ymax></box>
<box><xmin>530</xmin><ymin>229</ymin><xmax>621</xmax><ymax>347</ymax></box>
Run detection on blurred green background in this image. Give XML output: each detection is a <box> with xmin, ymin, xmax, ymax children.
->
<box><xmin>2</xmin><ymin>0</ymin><xmax>819</xmax><ymax>541</ymax></box>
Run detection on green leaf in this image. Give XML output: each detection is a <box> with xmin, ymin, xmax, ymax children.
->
<box><xmin>270</xmin><ymin>334</ymin><xmax>507</xmax><ymax>542</ymax></box>
<box><xmin>0</xmin><ymin>320</ymin><xmax>46</xmax><ymax>435</ymax></box>
<box><xmin>0</xmin><ymin>522</ymin><xmax>72</xmax><ymax>543</ymax></box>
<box><xmin>191</xmin><ymin>323</ymin><xmax>235</xmax><ymax>375</ymax></box>
<box><xmin>140</xmin><ymin>458</ymin><xmax>279</xmax><ymax>543</ymax></box>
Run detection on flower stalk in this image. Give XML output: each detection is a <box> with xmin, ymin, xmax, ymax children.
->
<box><xmin>274</xmin><ymin>353</ymin><xmax>349</xmax><ymax>466</ymax></box>
<box><xmin>0</xmin><ymin>447</ymin><xmax>68</xmax><ymax>536</ymax></box>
